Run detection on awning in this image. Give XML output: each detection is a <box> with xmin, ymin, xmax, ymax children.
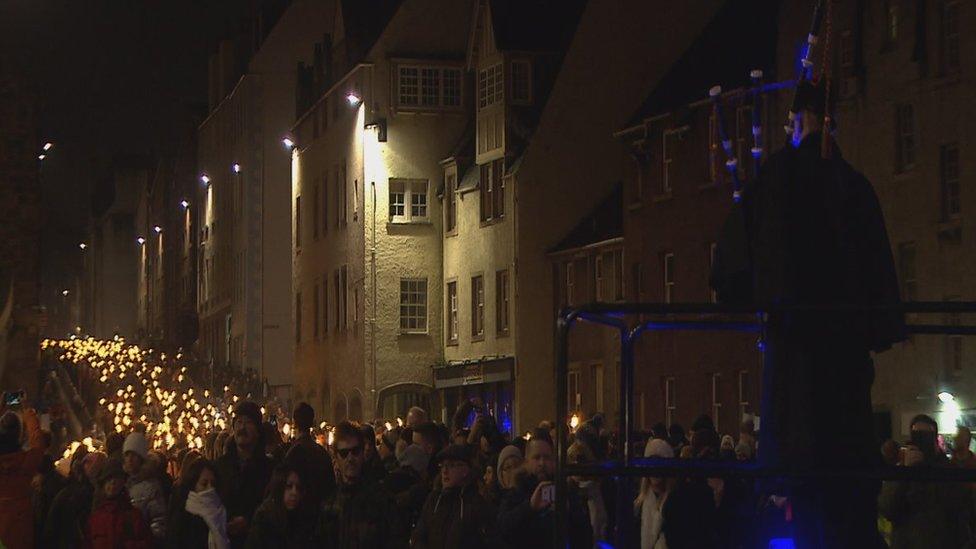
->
<box><xmin>434</xmin><ymin>356</ymin><xmax>514</xmax><ymax>389</ymax></box>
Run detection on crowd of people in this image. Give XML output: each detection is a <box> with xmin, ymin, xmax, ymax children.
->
<box><xmin>2</xmin><ymin>337</ymin><xmax>975</xmax><ymax>548</ymax></box>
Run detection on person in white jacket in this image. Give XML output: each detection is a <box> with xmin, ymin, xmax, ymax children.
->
<box><xmin>635</xmin><ymin>437</ymin><xmax>675</xmax><ymax>549</ymax></box>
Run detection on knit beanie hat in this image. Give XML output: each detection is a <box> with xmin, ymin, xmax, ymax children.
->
<box><xmin>497</xmin><ymin>445</ymin><xmax>522</xmax><ymax>473</ymax></box>
<box><xmin>123</xmin><ymin>432</ymin><xmax>149</xmax><ymax>459</ymax></box>
<box><xmin>398</xmin><ymin>443</ymin><xmax>430</xmax><ymax>476</ymax></box>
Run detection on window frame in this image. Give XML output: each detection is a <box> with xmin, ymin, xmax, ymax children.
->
<box><xmin>665</xmin><ymin>376</ymin><xmax>676</xmax><ymax>428</ymax></box>
<box><xmin>895</xmin><ymin>104</ymin><xmax>916</xmax><ymax>173</ymax></box>
<box><xmin>496</xmin><ymin>269</ymin><xmax>510</xmax><ymax>336</ymax></box>
<box><xmin>471</xmin><ymin>274</ymin><xmax>485</xmax><ymax>340</ymax></box>
<box><xmin>446</xmin><ymin>280</ymin><xmax>458</xmax><ymax>344</ymax></box>
<box><xmin>738</xmin><ymin>370</ymin><xmax>751</xmax><ymax>420</ymax></box>
<box><xmin>711</xmin><ymin>373</ymin><xmax>722</xmax><ymax>434</ymax></box>
<box><xmin>478</xmin><ymin>63</ymin><xmax>503</xmax><ymax>110</ymax></box>
<box><xmin>479</xmin><ymin>159</ymin><xmax>505</xmax><ymax>223</ymax></box>
<box><xmin>510</xmin><ymin>59</ymin><xmax>532</xmax><ymax>104</ymax></box>
<box><xmin>389</xmin><ymin>179</ymin><xmax>430</xmax><ymax>224</ymax></box>
<box><xmin>663</xmin><ymin>252</ymin><xmax>675</xmax><ymax>303</ymax></box>
<box><xmin>941</xmin><ymin>1</ymin><xmax>961</xmax><ymax>74</ymax></box>
<box><xmin>445</xmin><ymin>172</ymin><xmax>458</xmax><ymax>235</ymax></box>
<box><xmin>940</xmin><ymin>143</ymin><xmax>961</xmax><ymax>220</ymax></box>
<box><xmin>396</xmin><ymin>63</ymin><xmax>464</xmax><ymax>110</ymax></box>
<box><xmin>399</xmin><ymin>277</ymin><xmax>428</xmax><ymax>334</ymax></box>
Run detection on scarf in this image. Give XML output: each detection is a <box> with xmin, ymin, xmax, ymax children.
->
<box><xmin>185</xmin><ymin>488</ymin><xmax>231</xmax><ymax>549</ymax></box>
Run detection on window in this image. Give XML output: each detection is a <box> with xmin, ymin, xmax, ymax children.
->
<box><xmin>884</xmin><ymin>0</ymin><xmax>899</xmax><ymax>47</ymax></box>
<box><xmin>569</xmin><ymin>371</ymin><xmax>581</xmax><ymax>412</ymax></box>
<box><xmin>595</xmin><ymin>255</ymin><xmax>604</xmax><ymax>302</ymax></box>
<box><xmin>895</xmin><ymin>104</ymin><xmax>915</xmax><ymax>172</ymax></box>
<box><xmin>711</xmin><ymin>373</ymin><xmax>722</xmax><ymax>434</ymax></box>
<box><xmin>333</xmin><ymin>271</ymin><xmax>341</xmax><ymax>333</ymax></box>
<box><xmin>496</xmin><ymin>270</ymin><xmax>510</xmax><ymax>334</ymax></box>
<box><xmin>313</xmin><ymin>181</ymin><xmax>320</xmax><ymax>240</ymax></box>
<box><xmin>478</xmin><ymin>63</ymin><xmax>503</xmax><ymax>109</ymax></box>
<box><xmin>510</xmin><ymin>60</ymin><xmax>531</xmax><ymax>103</ymax></box>
<box><xmin>321</xmin><ymin>173</ymin><xmax>329</xmax><ymax>233</ymax></box>
<box><xmin>738</xmin><ymin>370</ymin><xmax>751</xmax><ymax>419</ymax></box>
<box><xmin>708</xmin><ymin>242</ymin><xmax>718</xmax><ymax>303</ymax></box>
<box><xmin>340</xmin><ymin>266</ymin><xmax>348</xmax><ymax>330</ymax></box>
<box><xmin>665</xmin><ymin>377</ymin><xmax>676</xmax><ymax>428</ymax></box>
<box><xmin>471</xmin><ymin>275</ymin><xmax>485</xmax><ymax>337</ymax></box>
<box><xmin>898</xmin><ymin>242</ymin><xmax>917</xmax><ymax>301</ymax></box>
<box><xmin>337</xmin><ymin>165</ymin><xmax>347</xmax><ymax>225</ymax></box>
<box><xmin>662</xmin><ymin>129</ymin><xmax>683</xmax><ymax>193</ymax></box>
<box><xmin>313</xmin><ymin>283</ymin><xmax>320</xmax><ymax>339</ymax></box>
<box><xmin>565</xmin><ymin>262</ymin><xmax>575</xmax><ymax>306</ymax></box>
<box><xmin>397</xmin><ymin>65</ymin><xmax>463</xmax><ymax>108</ymax></box>
<box><xmin>479</xmin><ymin>159</ymin><xmax>505</xmax><ymax>222</ymax></box>
<box><xmin>663</xmin><ymin>252</ymin><xmax>675</xmax><ymax>303</ymax></box>
<box><xmin>735</xmin><ymin>106</ymin><xmax>753</xmax><ymax>181</ymax></box>
<box><xmin>295</xmin><ymin>195</ymin><xmax>302</xmax><ymax>248</ymax></box>
<box><xmin>941</xmin><ymin>1</ymin><xmax>960</xmax><ymax>73</ymax></box>
<box><xmin>446</xmin><ymin>281</ymin><xmax>458</xmax><ymax>343</ymax></box>
<box><xmin>838</xmin><ymin>31</ymin><xmax>856</xmax><ymax>98</ymax></box>
<box><xmin>322</xmin><ymin>274</ymin><xmax>329</xmax><ymax>336</ymax></box>
<box><xmin>399</xmin><ymin>279</ymin><xmax>427</xmax><ymax>333</ymax></box>
<box><xmin>631</xmin><ymin>262</ymin><xmax>643</xmax><ymax>301</ymax></box>
<box><xmin>445</xmin><ymin>173</ymin><xmax>457</xmax><ymax>234</ymax></box>
<box><xmin>595</xmin><ymin>250</ymin><xmax>623</xmax><ymax>302</ymax></box>
<box><xmin>941</xmin><ymin>143</ymin><xmax>960</xmax><ymax>220</ymax></box>
<box><xmin>295</xmin><ymin>291</ymin><xmax>302</xmax><ymax>343</ymax></box>
<box><xmin>389</xmin><ymin>179</ymin><xmax>429</xmax><ymax>223</ymax></box>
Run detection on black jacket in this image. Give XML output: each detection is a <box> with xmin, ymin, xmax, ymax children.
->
<box><xmin>316</xmin><ymin>478</ymin><xmax>406</xmax><ymax>549</ymax></box>
<box><xmin>216</xmin><ymin>445</ymin><xmax>274</xmax><ymax>548</ymax></box>
<box><xmin>410</xmin><ymin>482</ymin><xmax>497</xmax><ymax>549</ymax></box>
<box><xmin>496</xmin><ymin>473</ymin><xmax>591</xmax><ymax>549</ymax></box>
<box><xmin>245</xmin><ymin>496</ymin><xmax>319</xmax><ymax>549</ymax></box>
<box><xmin>42</xmin><ymin>478</ymin><xmax>93</xmax><ymax>548</ymax></box>
<box><xmin>165</xmin><ymin>490</ymin><xmax>210</xmax><ymax>549</ymax></box>
<box><xmin>285</xmin><ymin>434</ymin><xmax>336</xmax><ymax>506</ymax></box>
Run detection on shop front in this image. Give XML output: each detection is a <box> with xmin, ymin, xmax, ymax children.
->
<box><xmin>433</xmin><ymin>357</ymin><xmax>515</xmax><ymax>436</ymax></box>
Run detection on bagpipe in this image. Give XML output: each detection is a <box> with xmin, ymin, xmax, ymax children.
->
<box><xmin>710</xmin><ymin>0</ymin><xmax>835</xmax><ymax>204</ymax></box>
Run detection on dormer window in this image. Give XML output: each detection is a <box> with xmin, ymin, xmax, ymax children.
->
<box><xmin>397</xmin><ymin>64</ymin><xmax>463</xmax><ymax>109</ymax></box>
<box><xmin>478</xmin><ymin>63</ymin><xmax>503</xmax><ymax>109</ymax></box>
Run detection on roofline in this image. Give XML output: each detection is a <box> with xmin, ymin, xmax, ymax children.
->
<box><xmin>291</xmin><ymin>63</ymin><xmax>373</xmax><ymax>132</ymax></box>
<box><xmin>198</xmin><ymin>74</ymin><xmax>248</xmax><ymax>131</ymax></box>
<box><xmin>547</xmin><ymin>236</ymin><xmax>624</xmax><ymax>258</ymax></box>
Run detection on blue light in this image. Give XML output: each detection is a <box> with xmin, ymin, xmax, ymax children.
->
<box><xmin>597</xmin><ymin>542</ymin><xmax>615</xmax><ymax>549</ymax></box>
<box><xmin>769</xmin><ymin>539</ymin><xmax>796</xmax><ymax>549</ymax></box>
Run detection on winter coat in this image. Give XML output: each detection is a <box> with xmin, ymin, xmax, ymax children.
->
<box><xmin>284</xmin><ymin>434</ymin><xmax>335</xmax><ymax>506</ymax></box>
<box><xmin>316</xmin><ymin>478</ymin><xmax>406</xmax><ymax>549</ymax></box>
<box><xmin>85</xmin><ymin>495</ymin><xmax>153</xmax><ymax>549</ymax></box>
<box><xmin>879</xmin><ymin>476</ymin><xmax>972</xmax><ymax>549</ymax></box>
<box><xmin>44</xmin><ymin>478</ymin><xmax>94</xmax><ymax>548</ymax></box>
<box><xmin>33</xmin><ymin>465</ymin><xmax>68</xmax><ymax>544</ymax></box>
<box><xmin>127</xmin><ymin>475</ymin><xmax>168</xmax><ymax>541</ymax></box>
<box><xmin>215</xmin><ymin>445</ymin><xmax>273</xmax><ymax>548</ymax></box>
<box><xmin>496</xmin><ymin>472</ymin><xmax>592</xmax><ymax>549</ymax></box>
<box><xmin>245</xmin><ymin>496</ymin><xmax>318</xmax><ymax>549</ymax></box>
<box><xmin>384</xmin><ymin>467</ymin><xmax>430</xmax><ymax>532</ymax></box>
<box><xmin>0</xmin><ymin>409</ymin><xmax>46</xmax><ymax>549</ymax></box>
<box><xmin>410</xmin><ymin>482</ymin><xmax>497</xmax><ymax>549</ymax></box>
<box><xmin>185</xmin><ymin>487</ymin><xmax>231</xmax><ymax>549</ymax></box>
<box><xmin>167</xmin><ymin>487</ymin><xmax>230</xmax><ymax>549</ymax></box>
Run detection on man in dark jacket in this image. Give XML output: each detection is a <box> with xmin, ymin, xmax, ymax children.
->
<box><xmin>411</xmin><ymin>444</ymin><xmax>496</xmax><ymax>549</ymax></box>
<box><xmin>497</xmin><ymin>436</ymin><xmax>592</xmax><ymax>549</ymax></box>
<box><xmin>285</xmin><ymin>402</ymin><xmax>335</xmax><ymax>507</ymax></box>
<box><xmin>216</xmin><ymin>401</ymin><xmax>274</xmax><ymax>548</ymax></box>
<box><xmin>317</xmin><ymin>420</ymin><xmax>405</xmax><ymax>548</ymax></box>
<box><xmin>711</xmin><ymin>80</ymin><xmax>905</xmax><ymax>548</ymax></box>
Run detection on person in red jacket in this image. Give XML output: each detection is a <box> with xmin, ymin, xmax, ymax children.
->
<box><xmin>0</xmin><ymin>405</ymin><xmax>48</xmax><ymax>549</ymax></box>
<box><xmin>85</xmin><ymin>460</ymin><xmax>152</xmax><ymax>549</ymax></box>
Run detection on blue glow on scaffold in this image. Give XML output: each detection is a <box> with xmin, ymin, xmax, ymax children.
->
<box><xmin>596</xmin><ymin>542</ymin><xmax>615</xmax><ymax>549</ymax></box>
<box><xmin>769</xmin><ymin>538</ymin><xmax>796</xmax><ymax>549</ymax></box>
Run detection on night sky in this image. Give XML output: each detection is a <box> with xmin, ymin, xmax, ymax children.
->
<box><xmin>1</xmin><ymin>0</ymin><xmax>245</xmax><ymax>290</ymax></box>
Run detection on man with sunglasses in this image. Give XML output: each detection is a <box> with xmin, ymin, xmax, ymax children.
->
<box><xmin>318</xmin><ymin>420</ymin><xmax>405</xmax><ymax>548</ymax></box>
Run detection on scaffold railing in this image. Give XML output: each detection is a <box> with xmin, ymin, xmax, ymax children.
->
<box><xmin>554</xmin><ymin>301</ymin><xmax>976</xmax><ymax>549</ymax></box>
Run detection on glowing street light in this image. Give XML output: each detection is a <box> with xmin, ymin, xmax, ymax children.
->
<box><xmin>43</xmin><ymin>142</ymin><xmax>53</xmax><ymax>151</ymax></box>
<box><xmin>346</xmin><ymin>92</ymin><xmax>361</xmax><ymax>106</ymax></box>
<box><xmin>153</xmin><ymin>225</ymin><xmax>162</xmax><ymax>234</ymax></box>
<box><xmin>939</xmin><ymin>391</ymin><xmax>955</xmax><ymax>404</ymax></box>
<box><xmin>180</xmin><ymin>200</ymin><xmax>189</xmax><ymax>209</ymax></box>
<box><xmin>282</xmin><ymin>137</ymin><xmax>295</xmax><ymax>149</ymax></box>
<box><xmin>61</xmin><ymin>289</ymin><xmax>70</xmax><ymax>297</ymax></box>
<box><xmin>137</xmin><ymin>236</ymin><xmax>146</xmax><ymax>245</ymax></box>
<box><xmin>38</xmin><ymin>154</ymin><xmax>46</xmax><ymax>161</ymax></box>
<box><xmin>200</xmin><ymin>174</ymin><xmax>210</xmax><ymax>185</ymax></box>
<box><xmin>79</xmin><ymin>243</ymin><xmax>87</xmax><ymax>250</ymax></box>
<box><xmin>232</xmin><ymin>163</ymin><xmax>241</xmax><ymax>173</ymax></box>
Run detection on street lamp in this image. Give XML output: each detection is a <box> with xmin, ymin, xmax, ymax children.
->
<box><xmin>180</xmin><ymin>200</ymin><xmax>189</xmax><ymax>209</ymax></box>
<box><xmin>939</xmin><ymin>391</ymin><xmax>955</xmax><ymax>404</ymax></box>
<box><xmin>79</xmin><ymin>243</ymin><xmax>87</xmax><ymax>250</ymax></box>
<box><xmin>43</xmin><ymin>142</ymin><xmax>53</xmax><ymax>151</ymax></box>
<box><xmin>61</xmin><ymin>289</ymin><xmax>70</xmax><ymax>297</ymax></box>
<box><xmin>346</xmin><ymin>92</ymin><xmax>361</xmax><ymax>106</ymax></box>
<box><xmin>38</xmin><ymin>154</ymin><xmax>46</xmax><ymax>161</ymax></box>
<box><xmin>282</xmin><ymin>137</ymin><xmax>295</xmax><ymax>149</ymax></box>
<box><xmin>232</xmin><ymin>163</ymin><xmax>241</xmax><ymax>173</ymax></box>
<box><xmin>153</xmin><ymin>225</ymin><xmax>162</xmax><ymax>234</ymax></box>
<box><xmin>137</xmin><ymin>236</ymin><xmax>146</xmax><ymax>245</ymax></box>
<box><xmin>200</xmin><ymin>174</ymin><xmax>210</xmax><ymax>185</ymax></box>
